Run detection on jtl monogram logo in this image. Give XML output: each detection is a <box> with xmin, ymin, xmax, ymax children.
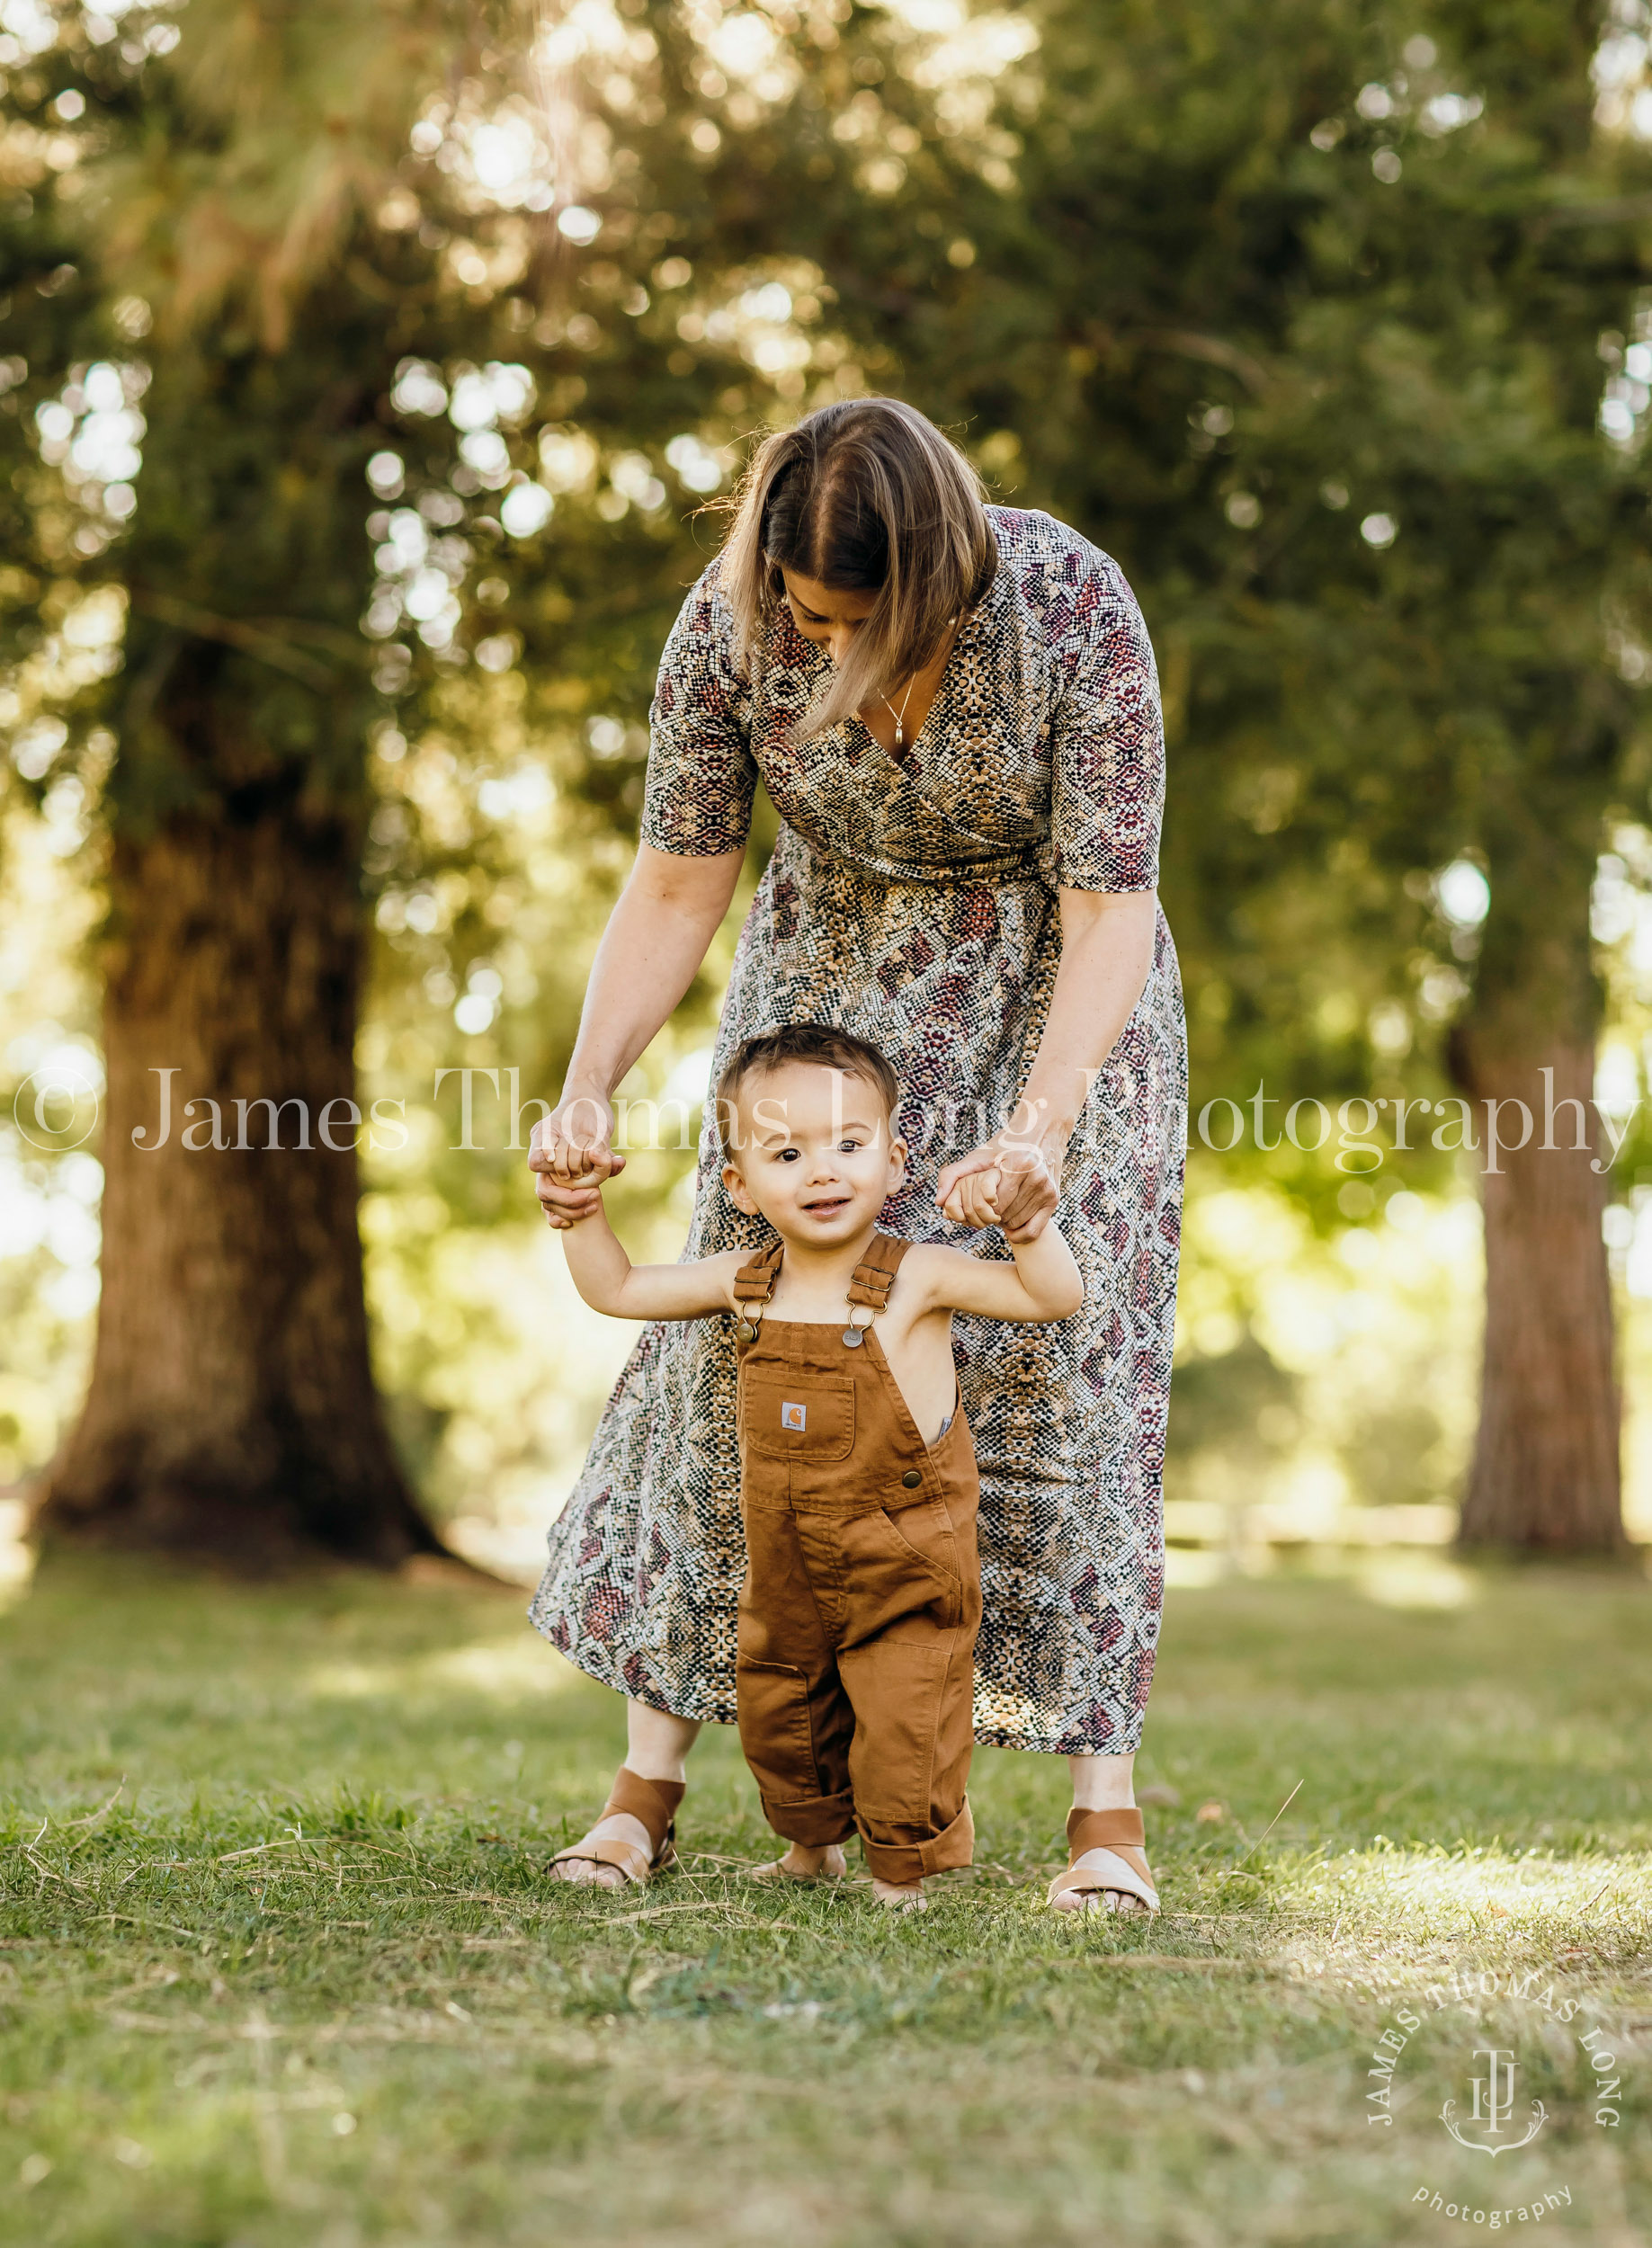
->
<box><xmin>1440</xmin><ymin>2047</ymin><xmax>1547</xmax><ymax>2155</ymax></box>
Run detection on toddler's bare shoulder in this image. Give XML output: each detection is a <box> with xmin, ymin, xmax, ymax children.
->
<box><xmin>898</xmin><ymin>1241</ymin><xmax>989</xmax><ymax>1302</ymax></box>
<box><xmin>699</xmin><ymin>1246</ymin><xmax>751</xmax><ymax>1301</ymax></box>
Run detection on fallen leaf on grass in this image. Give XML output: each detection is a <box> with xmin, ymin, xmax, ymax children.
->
<box><xmin>1195</xmin><ymin>1802</ymin><xmax>1226</xmax><ymax>1824</ymax></box>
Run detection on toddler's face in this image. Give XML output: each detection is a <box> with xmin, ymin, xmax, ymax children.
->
<box><xmin>721</xmin><ymin>1063</ymin><xmax>906</xmax><ymax>1246</ymax></box>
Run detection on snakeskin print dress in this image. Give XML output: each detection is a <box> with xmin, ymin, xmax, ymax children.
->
<box><xmin>530</xmin><ymin>506</ymin><xmax>1187</xmax><ymax>1753</ymax></box>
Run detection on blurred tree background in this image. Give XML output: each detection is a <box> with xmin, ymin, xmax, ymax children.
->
<box><xmin>4</xmin><ymin>0</ymin><xmax>1652</xmax><ymax>1570</ymax></box>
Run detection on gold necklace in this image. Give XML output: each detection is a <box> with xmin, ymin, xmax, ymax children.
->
<box><xmin>880</xmin><ymin>674</ymin><xmax>919</xmax><ymax>753</ymax></box>
<box><xmin>878</xmin><ymin>618</ymin><xmax>959</xmax><ymax>753</ymax></box>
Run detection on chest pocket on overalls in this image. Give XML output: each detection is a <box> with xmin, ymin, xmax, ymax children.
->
<box><xmin>738</xmin><ymin>1373</ymin><xmax>856</xmax><ymax>1463</ymax></box>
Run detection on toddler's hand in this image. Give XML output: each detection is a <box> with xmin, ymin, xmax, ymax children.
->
<box><xmin>942</xmin><ymin>1165</ymin><xmax>1002</xmax><ymax>1230</ymax></box>
<box><xmin>530</xmin><ymin>1098</ymin><xmax>621</xmax><ymax>1230</ymax></box>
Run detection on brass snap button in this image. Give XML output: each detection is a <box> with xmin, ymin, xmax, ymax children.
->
<box><xmin>900</xmin><ymin>1469</ymin><xmax>922</xmax><ymax>1489</ymax></box>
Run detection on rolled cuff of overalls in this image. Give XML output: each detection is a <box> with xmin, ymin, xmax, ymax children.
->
<box><xmin>759</xmin><ymin>1785</ymin><xmax>857</xmax><ymax>1849</ymax></box>
<box><xmin>858</xmin><ymin>1798</ymin><xmax>976</xmax><ymax>1887</ymax></box>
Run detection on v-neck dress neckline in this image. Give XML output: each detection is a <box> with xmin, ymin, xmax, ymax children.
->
<box><xmin>851</xmin><ymin>609</ymin><xmax>970</xmax><ymax>773</ymax></box>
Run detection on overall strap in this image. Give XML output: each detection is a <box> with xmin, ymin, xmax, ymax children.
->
<box><xmin>845</xmin><ymin>1232</ymin><xmax>913</xmax><ymax>1314</ymax></box>
<box><xmin>733</xmin><ymin>1237</ymin><xmax>782</xmax><ymax>1343</ymax></box>
<box><xmin>732</xmin><ymin>1236</ymin><xmax>784</xmax><ymax>1304</ymax></box>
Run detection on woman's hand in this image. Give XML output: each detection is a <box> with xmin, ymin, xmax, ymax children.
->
<box><xmin>529</xmin><ymin>1092</ymin><xmax>626</xmax><ymax>1230</ymax></box>
<box><xmin>937</xmin><ymin>1134</ymin><xmax>1060</xmax><ymax>1243</ymax></box>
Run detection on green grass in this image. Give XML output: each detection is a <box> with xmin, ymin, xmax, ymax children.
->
<box><xmin>1</xmin><ymin>1552</ymin><xmax>1648</xmax><ymax>2247</ymax></box>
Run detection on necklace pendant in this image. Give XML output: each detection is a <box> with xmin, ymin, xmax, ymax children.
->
<box><xmin>841</xmin><ymin>1326</ymin><xmax>864</xmax><ymax>1348</ymax></box>
<box><xmin>893</xmin><ymin>721</ymin><xmax>904</xmax><ymax>750</ymax></box>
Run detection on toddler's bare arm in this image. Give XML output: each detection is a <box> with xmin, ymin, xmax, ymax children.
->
<box><xmin>908</xmin><ymin>1225</ymin><xmax>1084</xmax><ymax>1325</ymax></box>
<box><xmin>560</xmin><ymin>1194</ymin><xmax>740</xmax><ymax>1321</ymax></box>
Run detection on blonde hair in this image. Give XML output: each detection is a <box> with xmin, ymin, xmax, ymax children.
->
<box><xmin>719</xmin><ymin>397</ymin><xmax>997</xmax><ymax>737</ymax></box>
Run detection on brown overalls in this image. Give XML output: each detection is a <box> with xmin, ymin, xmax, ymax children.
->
<box><xmin>731</xmin><ymin>1231</ymin><xmax>982</xmax><ymax>1885</ymax></box>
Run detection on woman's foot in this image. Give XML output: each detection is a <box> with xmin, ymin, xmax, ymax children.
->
<box><xmin>750</xmin><ymin>1840</ymin><xmax>847</xmax><ymax>1881</ymax></box>
<box><xmin>549</xmin><ymin>1809</ymin><xmax>654</xmax><ymax>1889</ymax></box>
<box><xmin>1049</xmin><ymin>1851</ymin><xmax>1153</xmax><ymax>1914</ymax></box>
<box><xmin>871</xmin><ymin>1876</ymin><xmax>927</xmax><ymax>1911</ymax></box>
<box><xmin>547</xmin><ymin>1760</ymin><xmax>687</xmax><ymax>1889</ymax></box>
<box><xmin>1047</xmin><ymin>1802</ymin><xmax>1160</xmax><ymax>1915</ymax></box>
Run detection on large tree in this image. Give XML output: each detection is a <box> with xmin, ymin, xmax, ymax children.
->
<box><xmin>5</xmin><ymin>4</ymin><xmax>463</xmax><ymax>1563</ymax></box>
<box><xmin>3</xmin><ymin>0</ymin><xmax>889</xmax><ymax>1565</ymax></box>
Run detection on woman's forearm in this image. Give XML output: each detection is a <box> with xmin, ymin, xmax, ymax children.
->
<box><xmin>562</xmin><ymin>842</ymin><xmax>747</xmax><ymax>1100</ymax></box>
<box><xmin>1018</xmin><ymin>888</ymin><xmax>1158</xmax><ymax>1152</ymax></box>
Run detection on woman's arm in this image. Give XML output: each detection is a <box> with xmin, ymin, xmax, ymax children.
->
<box><xmin>936</xmin><ymin>885</ymin><xmax>1156</xmax><ymax>1239</ymax></box>
<box><xmin>530</xmin><ymin>843</ymin><xmax>746</xmax><ymax>1227</ymax></box>
<box><xmin>942</xmin><ymin>549</ymin><xmax>1166</xmax><ymax>1241</ymax></box>
<box><xmin>561</xmin><ymin>1197</ymin><xmax>742</xmax><ymax>1320</ymax></box>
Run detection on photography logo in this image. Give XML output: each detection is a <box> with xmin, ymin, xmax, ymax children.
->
<box><xmin>1439</xmin><ymin>2046</ymin><xmax>1546</xmax><ymax>2156</ymax></box>
<box><xmin>1352</xmin><ymin>1962</ymin><xmax>1628</xmax><ymax>2228</ymax></box>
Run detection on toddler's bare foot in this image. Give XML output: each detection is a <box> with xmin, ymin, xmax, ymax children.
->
<box><xmin>549</xmin><ymin>1811</ymin><xmax>653</xmax><ymax>1889</ymax></box>
<box><xmin>750</xmin><ymin>1841</ymin><xmax>847</xmax><ymax>1882</ymax></box>
<box><xmin>871</xmin><ymin>1876</ymin><xmax>927</xmax><ymax>1911</ymax></box>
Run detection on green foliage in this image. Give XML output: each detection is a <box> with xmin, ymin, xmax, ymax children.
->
<box><xmin>8</xmin><ymin>2</ymin><xmax>1652</xmax><ymax>1094</ymax></box>
<box><xmin>740</xmin><ymin>0</ymin><xmax>1652</xmax><ymax>1196</ymax></box>
<box><xmin>0</xmin><ymin>1557</ymin><xmax>1647</xmax><ymax>2241</ymax></box>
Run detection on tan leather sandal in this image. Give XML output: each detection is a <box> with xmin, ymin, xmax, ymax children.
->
<box><xmin>1045</xmin><ymin>1806</ymin><xmax>1160</xmax><ymax>1914</ymax></box>
<box><xmin>548</xmin><ymin>1767</ymin><xmax>684</xmax><ymax>1887</ymax></box>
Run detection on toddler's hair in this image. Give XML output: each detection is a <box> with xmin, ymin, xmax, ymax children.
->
<box><xmin>715</xmin><ymin>1022</ymin><xmax>900</xmax><ymax>1155</ymax></box>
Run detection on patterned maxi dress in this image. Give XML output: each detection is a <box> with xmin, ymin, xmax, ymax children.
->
<box><xmin>531</xmin><ymin>506</ymin><xmax>1187</xmax><ymax>1755</ymax></box>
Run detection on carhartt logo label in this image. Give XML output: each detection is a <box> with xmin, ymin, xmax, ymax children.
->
<box><xmin>1442</xmin><ymin>2047</ymin><xmax>1546</xmax><ymax>2155</ymax></box>
<box><xmin>781</xmin><ymin>1401</ymin><xmax>807</xmax><ymax>1431</ymax></box>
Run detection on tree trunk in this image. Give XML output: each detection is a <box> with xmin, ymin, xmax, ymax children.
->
<box><xmin>1452</xmin><ymin>850</ymin><xmax>1625</xmax><ymax>1554</ymax></box>
<box><xmin>36</xmin><ymin>800</ymin><xmax>440</xmax><ymax>1570</ymax></box>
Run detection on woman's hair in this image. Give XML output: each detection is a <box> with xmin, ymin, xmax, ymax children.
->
<box><xmin>718</xmin><ymin>397</ymin><xmax>997</xmax><ymax>737</ymax></box>
<box><xmin>714</xmin><ymin>1021</ymin><xmax>901</xmax><ymax>1156</ymax></box>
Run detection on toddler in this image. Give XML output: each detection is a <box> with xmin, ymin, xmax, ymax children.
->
<box><xmin>552</xmin><ymin>1021</ymin><xmax>1083</xmax><ymax>1908</ymax></box>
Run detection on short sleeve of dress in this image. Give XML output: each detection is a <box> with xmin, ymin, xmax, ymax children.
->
<box><xmin>1048</xmin><ymin>551</ymin><xmax>1164</xmax><ymax>893</ymax></box>
<box><xmin>639</xmin><ymin>559</ymin><xmax>758</xmax><ymax>857</ymax></box>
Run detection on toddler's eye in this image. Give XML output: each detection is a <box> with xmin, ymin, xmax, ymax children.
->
<box><xmin>777</xmin><ymin>1147</ymin><xmax>799</xmax><ymax>1163</ymax></box>
<box><xmin>838</xmin><ymin>1138</ymin><xmax>862</xmax><ymax>1153</ymax></box>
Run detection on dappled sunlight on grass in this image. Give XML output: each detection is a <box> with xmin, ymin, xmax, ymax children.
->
<box><xmin>1352</xmin><ymin>1550</ymin><xmax>1478</xmax><ymax>1609</ymax></box>
<box><xmin>1253</xmin><ymin>1840</ymin><xmax>1650</xmax><ymax>1960</ymax></box>
<box><xmin>305</xmin><ymin>1634</ymin><xmax>579</xmax><ymax>1706</ymax></box>
<box><xmin>0</xmin><ymin>1558</ymin><xmax>1646</xmax><ymax>2244</ymax></box>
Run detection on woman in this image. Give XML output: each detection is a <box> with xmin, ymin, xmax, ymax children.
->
<box><xmin>529</xmin><ymin>397</ymin><xmax>1186</xmax><ymax>1913</ymax></box>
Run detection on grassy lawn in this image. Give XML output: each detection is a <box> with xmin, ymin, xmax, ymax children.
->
<box><xmin>1</xmin><ymin>1552</ymin><xmax>1648</xmax><ymax>2248</ymax></box>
